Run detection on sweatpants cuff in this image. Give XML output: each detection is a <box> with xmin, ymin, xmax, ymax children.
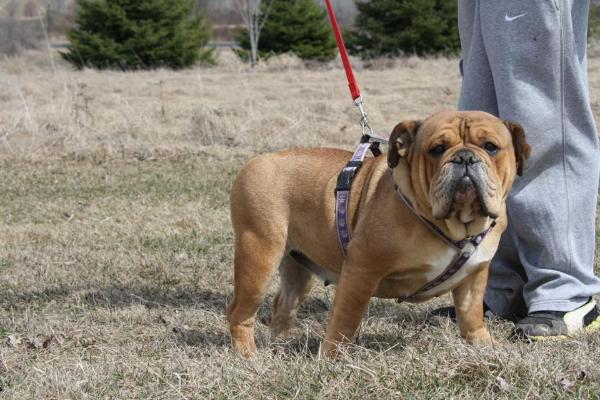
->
<box><xmin>527</xmin><ymin>298</ymin><xmax>589</xmax><ymax>314</ymax></box>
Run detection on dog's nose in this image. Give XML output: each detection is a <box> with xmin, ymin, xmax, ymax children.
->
<box><xmin>451</xmin><ymin>150</ymin><xmax>479</xmax><ymax>166</ymax></box>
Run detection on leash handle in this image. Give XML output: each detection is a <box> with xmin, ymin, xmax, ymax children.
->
<box><xmin>324</xmin><ymin>0</ymin><xmax>360</xmax><ymax>101</ymax></box>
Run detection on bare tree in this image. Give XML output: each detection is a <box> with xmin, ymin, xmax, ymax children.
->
<box><xmin>233</xmin><ymin>0</ymin><xmax>273</xmax><ymax>67</ymax></box>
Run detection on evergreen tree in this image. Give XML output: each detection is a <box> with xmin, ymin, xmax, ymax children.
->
<box><xmin>347</xmin><ymin>0</ymin><xmax>459</xmax><ymax>58</ymax></box>
<box><xmin>236</xmin><ymin>0</ymin><xmax>336</xmax><ymax>62</ymax></box>
<box><xmin>61</xmin><ymin>0</ymin><xmax>214</xmax><ymax>70</ymax></box>
<box><xmin>590</xmin><ymin>3</ymin><xmax>600</xmax><ymax>39</ymax></box>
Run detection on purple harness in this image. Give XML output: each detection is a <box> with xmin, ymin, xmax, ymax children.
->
<box><xmin>334</xmin><ymin>141</ymin><xmax>373</xmax><ymax>251</ymax></box>
<box><xmin>335</xmin><ymin>143</ymin><xmax>496</xmax><ymax>301</ymax></box>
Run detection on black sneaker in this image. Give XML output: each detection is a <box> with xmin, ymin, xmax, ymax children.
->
<box><xmin>512</xmin><ymin>298</ymin><xmax>600</xmax><ymax>341</ymax></box>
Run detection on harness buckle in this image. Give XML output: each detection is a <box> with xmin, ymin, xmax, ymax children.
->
<box><xmin>335</xmin><ymin>160</ymin><xmax>363</xmax><ymax>192</ymax></box>
<box><xmin>359</xmin><ymin>134</ymin><xmax>383</xmax><ymax>157</ymax></box>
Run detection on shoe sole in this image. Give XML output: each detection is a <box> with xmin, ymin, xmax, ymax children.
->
<box><xmin>526</xmin><ymin>316</ymin><xmax>600</xmax><ymax>342</ymax></box>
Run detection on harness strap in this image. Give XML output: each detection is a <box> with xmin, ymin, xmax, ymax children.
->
<box><xmin>398</xmin><ymin>221</ymin><xmax>496</xmax><ymax>301</ymax></box>
<box><xmin>335</xmin><ymin>141</ymin><xmax>372</xmax><ymax>253</ymax></box>
<box><xmin>393</xmin><ymin>181</ymin><xmax>496</xmax><ymax>301</ymax></box>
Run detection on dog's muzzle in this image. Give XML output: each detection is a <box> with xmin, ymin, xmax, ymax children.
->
<box><xmin>450</xmin><ymin>150</ymin><xmax>498</xmax><ymax>219</ymax></box>
<box><xmin>431</xmin><ymin>148</ymin><xmax>499</xmax><ymax>220</ymax></box>
<box><xmin>451</xmin><ymin>150</ymin><xmax>479</xmax><ymax>204</ymax></box>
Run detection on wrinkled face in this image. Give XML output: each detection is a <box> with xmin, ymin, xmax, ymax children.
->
<box><xmin>388</xmin><ymin>111</ymin><xmax>531</xmax><ymax>233</ymax></box>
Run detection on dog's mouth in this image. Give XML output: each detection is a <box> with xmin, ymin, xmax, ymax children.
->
<box><xmin>453</xmin><ymin>175</ymin><xmax>478</xmax><ymax>204</ymax></box>
<box><xmin>450</xmin><ymin>175</ymin><xmax>485</xmax><ymax>222</ymax></box>
<box><xmin>450</xmin><ymin>168</ymin><xmax>498</xmax><ymax>222</ymax></box>
<box><xmin>432</xmin><ymin>162</ymin><xmax>498</xmax><ymax>222</ymax></box>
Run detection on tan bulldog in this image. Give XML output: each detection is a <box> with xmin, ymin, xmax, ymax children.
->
<box><xmin>227</xmin><ymin>110</ymin><xmax>531</xmax><ymax>357</ymax></box>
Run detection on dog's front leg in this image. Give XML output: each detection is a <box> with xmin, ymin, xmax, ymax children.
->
<box><xmin>452</xmin><ymin>263</ymin><xmax>493</xmax><ymax>345</ymax></box>
<box><xmin>322</xmin><ymin>264</ymin><xmax>382</xmax><ymax>357</ymax></box>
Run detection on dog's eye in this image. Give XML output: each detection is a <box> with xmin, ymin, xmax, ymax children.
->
<box><xmin>429</xmin><ymin>145</ymin><xmax>445</xmax><ymax>157</ymax></box>
<box><xmin>483</xmin><ymin>142</ymin><xmax>499</xmax><ymax>154</ymax></box>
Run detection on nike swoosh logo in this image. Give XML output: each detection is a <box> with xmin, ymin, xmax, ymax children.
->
<box><xmin>505</xmin><ymin>12</ymin><xmax>527</xmax><ymax>22</ymax></box>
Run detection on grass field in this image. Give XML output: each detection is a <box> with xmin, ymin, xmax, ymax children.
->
<box><xmin>0</xmin><ymin>49</ymin><xmax>599</xmax><ymax>399</ymax></box>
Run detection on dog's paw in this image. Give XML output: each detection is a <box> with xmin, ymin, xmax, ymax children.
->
<box><xmin>230</xmin><ymin>325</ymin><xmax>258</xmax><ymax>357</ymax></box>
<box><xmin>465</xmin><ymin>328</ymin><xmax>493</xmax><ymax>346</ymax></box>
<box><xmin>233</xmin><ymin>340</ymin><xmax>258</xmax><ymax>357</ymax></box>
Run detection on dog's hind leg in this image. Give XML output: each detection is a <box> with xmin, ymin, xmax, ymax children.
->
<box><xmin>227</xmin><ymin>231</ymin><xmax>286</xmax><ymax>357</ymax></box>
<box><xmin>270</xmin><ymin>254</ymin><xmax>316</xmax><ymax>338</ymax></box>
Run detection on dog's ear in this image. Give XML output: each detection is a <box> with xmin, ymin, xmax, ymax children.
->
<box><xmin>503</xmin><ymin>121</ymin><xmax>531</xmax><ymax>176</ymax></box>
<box><xmin>388</xmin><ymin>120</ymin><xmax>422</xmax><ymax>168</ymax></box>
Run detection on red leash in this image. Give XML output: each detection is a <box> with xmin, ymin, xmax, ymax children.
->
<box><xmin>323</xmin><ymin>0</ymin><xmax>386</xmax><ymax>145</ymax></box>
<box><xmin>324</xmin><ymin>0</ymin><xmax>360</xmax><ymax>101</ymax></box>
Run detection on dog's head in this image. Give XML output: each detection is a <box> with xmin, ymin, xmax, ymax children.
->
<box><xmin>388</xmin><ymin>110</ymin><xmax>531</xmax><ymax>239</ymax></box>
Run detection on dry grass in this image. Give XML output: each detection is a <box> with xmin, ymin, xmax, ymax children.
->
<box><xmin>0</xmin><ymin>49</ymin><xmax>599</xmax><ymax>399</ymax></box>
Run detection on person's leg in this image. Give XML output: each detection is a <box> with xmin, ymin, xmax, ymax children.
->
<box><xmin>458</xmin><ymin>0</ymin><xmax>499</xmax><ymax>115</ymax></box>
<box><xmin>458</xmin><ymin>0</ymin><xmax>529</xmax><ymax>320</ymax></box>
<box><xmin>479</xmin><ymin>0</ymin><xmax>600</xmax><ymax>318</ymax></box>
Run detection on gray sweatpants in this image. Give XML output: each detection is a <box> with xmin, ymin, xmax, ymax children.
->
<box><xmin>458</xmin><ymin>0</ymin><xmax>600</xmax><ymax>319</ymax></box>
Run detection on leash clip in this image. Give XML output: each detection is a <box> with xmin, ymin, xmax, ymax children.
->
<box><xmin>354</xmin><ymin>96</ymin><xmax>373</xmax><ymax>137</ymax></box>
<box><xmin>355</xmin><ymin>96</ymin><xmax>384</xmax><ymax>156</ymax></box>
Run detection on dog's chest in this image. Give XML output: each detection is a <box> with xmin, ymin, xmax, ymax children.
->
<box><xmin>410</xmin><ymin>243</ymin><xmax>495</xmax><ymax>299</ymax></box>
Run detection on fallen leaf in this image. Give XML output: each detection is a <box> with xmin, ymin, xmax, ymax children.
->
<box><xmin>26</xmin><ymin>337</ymin><xmax>44</xmax><ymax>350</ymax></box>
<box><xmin>42</xmin><ymin>335</ymin><xmax>57</xmax><ymax>349</ymax></box>
<box><xmin>559</xmin><ymin>377</ymin><xmax>575</xmax><ymax>392</ymax></box>
<box><xmin>78</xmin><ymin>337</ymin><xmax>95</xmax><ymax>347</ymax></box>
<box><xmin>495</xmin><ymin>376</ymin><xmax>513</xmax><ymax>393</ymax></box>
<box><xmin>6</xmin><ymin>335</ymin><xmax>20</xmax><ymax>347</ymax></box>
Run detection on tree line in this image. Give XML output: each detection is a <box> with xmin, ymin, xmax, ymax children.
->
<box><xmin>36</xmin><ymin>0</ymin><xmax>600</xmax><ymax>70</ymax></box>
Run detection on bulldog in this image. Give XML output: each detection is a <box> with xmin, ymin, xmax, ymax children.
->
<box><xmin>227</xmin><ymin>110</ymin><xmax>531</xmax><ymax>357</ymax></box>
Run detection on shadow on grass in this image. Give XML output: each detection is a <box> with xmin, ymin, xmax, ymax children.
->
<box><xmin>258</xmin><ymin>332</ymin><xmax>410</xmax><ymax>356</ymax></box>
<box><xmin>1</xmin><ymin>283</ymin><xmax>436</xmax><ymax>324</ymax></box>
<box><xmin>83</xmin><ymin>285</ymin><xmax>230</xmax><ymax>311</ymax></box>
<box><xmin>0</xmin><ymin>284</ymin><xmax>434</xmax><ymax>354</ymax></box>
<box><xmin>172</xmin><ymin>325</ymin><xmax>230</xmax><ymax>347</ymax></box>
<box><xmin>0</xmin><ymin>283</ymin><xmax>230</xmax><ymax>312</ymax></box>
